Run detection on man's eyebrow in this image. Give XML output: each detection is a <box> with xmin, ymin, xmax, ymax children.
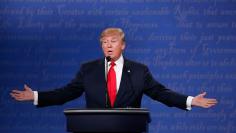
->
<box><xmin>111</xmin><ymin>37</ymin><xmax>118</xmax><ymax>39</ymax></box>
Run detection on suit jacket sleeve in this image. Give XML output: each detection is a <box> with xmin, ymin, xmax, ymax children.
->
<box><xmin>37</xmin><ymin>65</ymin><xmax>85</xmax><ymax>107</ymax></box>
<box><xmin>143</xmin><ymin>66</ymin><xmax>188</xmax><ymax>110</ymax></box>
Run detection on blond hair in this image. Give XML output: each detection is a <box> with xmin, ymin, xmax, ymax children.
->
<box><xmin>100</xmin><ymin>28</ymin><xmax>125</xmax><ymax>43</ymax></box>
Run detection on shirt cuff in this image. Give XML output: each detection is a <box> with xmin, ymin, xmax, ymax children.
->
<box><xmin>186</xmin><ymin>96</ymin><xmax>194</xmax><ymax>110</ymax></box>
<box><xmin>33</xmin><ymin>91</ymin><xmax>38</xmax><ymax>105</ymax></box>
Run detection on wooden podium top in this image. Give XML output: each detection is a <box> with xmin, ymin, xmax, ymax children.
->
<box><xmin>64</xmin><ymin>108</ymin><xmax>151</xmax><ymax>132</ymax></box>
<box><xmin>64</xmin><ymin>108</ymin><xmax>150</xmax><ymax>114</ymax></box>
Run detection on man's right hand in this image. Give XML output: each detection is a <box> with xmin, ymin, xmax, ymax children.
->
<box><xmin>10</xmin><ymin>84</ymin><xmax>34</xmax><ymax>101</ymax></box>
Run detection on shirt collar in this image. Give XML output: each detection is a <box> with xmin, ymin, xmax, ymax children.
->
<box><xmin>114</xmin><ymin>54</ymin><xmax>124</xmax><ymax>66</ymax></box>
<box><xmin>105</xmin><ymin>54</ymin><xmax>124</xmax><ymax>66</ymax></box>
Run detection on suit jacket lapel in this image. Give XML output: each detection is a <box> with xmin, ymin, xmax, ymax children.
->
<box><xmin>114</xmin><ymin>59</ymin><xmax>133</xmax><ymax>107</ymax></box>
<box><xmin>98</xmin><ymin>59</ymin><xmax>106</xmax><ymax>84</ymax></box>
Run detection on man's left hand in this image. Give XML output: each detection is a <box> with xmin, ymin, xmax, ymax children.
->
<box><xmin>191</xmin><ymin>92</ymin><xmax>218</xmax><ymax>108</ymax></box>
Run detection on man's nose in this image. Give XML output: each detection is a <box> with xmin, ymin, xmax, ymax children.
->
<box><xmin>107</xmin><ymin>42</ymin><xmax>112</xmax><ymax>47</ymax></box>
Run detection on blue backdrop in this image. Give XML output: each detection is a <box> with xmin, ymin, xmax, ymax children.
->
<box><xmin>1</xmin><ymin>1</ymin><xmax>236</xmax><ymax>133</ymax></box>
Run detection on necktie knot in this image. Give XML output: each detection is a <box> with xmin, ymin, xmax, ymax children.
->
<box><xmin>110</xmin><ymin>61</ymin><xmax>116</xmax><ymax>67</ymax></box>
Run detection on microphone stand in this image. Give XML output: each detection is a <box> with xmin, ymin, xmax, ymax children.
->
<box><xmin>105</xmin><ymin>56</ymin><xmax>111</xmax><ymax>108</ymax></box>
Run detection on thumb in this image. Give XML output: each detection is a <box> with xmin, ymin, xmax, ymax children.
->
<box><xmin>24</xmin><ymin>84</ymin><xmax>32</xmax><ymax>91</ymax></box>
<box><xmin>199</xmin><ymin>92</ymin><xmax>207</xmax><ymax>98</ymax></box>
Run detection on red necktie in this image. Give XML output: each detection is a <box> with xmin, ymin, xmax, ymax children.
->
<box><xmin>107</xmin><ymin>61</ymin><xmax>117</xmax><ymax>107</ymax></box>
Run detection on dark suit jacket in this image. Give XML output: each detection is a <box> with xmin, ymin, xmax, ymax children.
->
<box><xmin>38</xmin><ymin>58</ymin><xmax>188</xmax><ymax>110</ymax></box>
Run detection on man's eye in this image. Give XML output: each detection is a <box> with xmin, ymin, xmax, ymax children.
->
<box><xmin>111</xmin><ymin>40</ymin><xmax>117</xmax><ymax>42</ymax></box>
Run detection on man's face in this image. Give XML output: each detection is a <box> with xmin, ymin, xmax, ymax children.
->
<box><xmin>101</xmin><ymin>35</ymin><xmax>125</xmax><ymax>61</ymax></box>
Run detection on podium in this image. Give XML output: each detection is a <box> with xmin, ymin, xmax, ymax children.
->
<box><xmin>64</xmin><ymin>108</ymin><xmax>151</xmax><ymax>133</ymax></box>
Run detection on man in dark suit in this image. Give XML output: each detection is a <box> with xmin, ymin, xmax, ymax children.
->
<box><xmin>11</xmin><ymin>28</ymin><xmax>217</xmax><ymax>110</ymax></box>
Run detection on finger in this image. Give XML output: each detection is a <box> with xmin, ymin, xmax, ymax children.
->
<box><xmin>206</xmin><ymin>102</ymin><xmax>217</xmax><ymax>105</ymax></box>
<box><xmin>11</xmin><ymin>91</ymin><xmax>26</xmax><ymax>97</ymax></box>
<box><xmin>10</xmin><ymin>93</ymin><xmax>22</xmax><ymax>100</ymax></box>
<box><xmin>208</xmin><ymin>101</ymin><xmax>217</xmax><ymax>106</ymax></box>
<box><xmin>14</xmin><ymin>97</ymin><xmax>24</xmax><ymax>101</ymax></box>
<box><xmin>205</xmin><ymin>99</ymin><xmax>218</xmax><ymax>103</ymax></box>
<box><xmin>207</xmin><ymin>100</ymin><xmax>218</xmax><ymax>104</ymax></box>
<box><xmin>201</xmin><ymin>104</ymin><xmax>209</xmax><ymax>108</ymax></box>
<box><xmin>205</xmin><ymin>101</ymin><xmax>217</xmax><ymax>107</ymax></box>
<box><xmin>202</xmin><ymin>104</ymin><xmax>212</xmax><ymax>108</ymax></box>
<box><xmin>10</xmin><ymin>93</ymin><xmax>22</xmax><ymax>99</ymax></box>
<box><xmin>205</xmin><ymin>104</ymin><xmax>216</xmax><ymax>108</ymax></box>
<box><xmin>13</xmin><ymin>94</ymin><xmax>29</xmax><ymax>101</ymax></box>
<box><xmin>15</xmin><ymin>97</ymin><xmax>25</xmax><ymax>101</ymax></box>
<box><xmin>12</xmin><ymin>94</ymin><xmax>26</xmax><ymax>101</ymax></box>
<box><xmin>11</xmin><ymin>90</ymin><xmax>23</xmax><ymax>94</ymax></box>
<box><xmin>10</xmin><ymin>93</ymin><xmax>17</xmax><ymax>98</ymax></box>
<box><xmin>10</xmin><ymin>93</ymin><xmax>22</xmax><ymax>98</ymax></box>
<box><xmin>204</xmin><ymin>105</ymin><xmax>211</xmax><ymax>108</ymax></box>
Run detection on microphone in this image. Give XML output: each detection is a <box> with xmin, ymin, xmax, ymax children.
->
<box><xmin>105</xmin><ymin>56</ymin><xmax>111</xmax><ymax>81</ymax></box>
<box><xmin>105</xmin><ymin>56</ymin><xmax>111</xmax><ymax>108</ymax></box>
<box><xmin>106</xmin><ymin>56</ymin><xmax>111</xmax><ymax>62</ymax></box>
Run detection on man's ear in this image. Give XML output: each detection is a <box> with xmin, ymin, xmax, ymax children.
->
<box><xmin>122</xmin><ymin>43</ymin><xmax>126</xmax><ymax>50</ymax></box>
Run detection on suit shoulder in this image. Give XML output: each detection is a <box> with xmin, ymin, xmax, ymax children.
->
<box><xmin>79</xmin><ymin>58</ymin><xmax>103</xmax><ymax>71</ymax></box>
<box><xmin>81</xmin><ymin>59</ymin><xmax>102</xmax><ymax>66</ymax></box>
<box><xmin>125</xmin><ymin>59</ymin><xmax>148</xmax><ymax>69</ymax></box>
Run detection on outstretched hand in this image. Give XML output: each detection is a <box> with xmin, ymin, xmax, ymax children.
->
<box><xmin>10</xmin><ymin>84</ymin><xmax>34</xmax><ymax>101</ymax></box>
<box><xmin>192</xmin><ymin>92</ymin><xmax>217</xmax><ymax>108</ymax></box>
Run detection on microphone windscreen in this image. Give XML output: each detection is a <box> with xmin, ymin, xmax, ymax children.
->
<box><xmin>106</xmin><ymin>56</ymin><xmax>111</xmax><ymax>62</ymax></box>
